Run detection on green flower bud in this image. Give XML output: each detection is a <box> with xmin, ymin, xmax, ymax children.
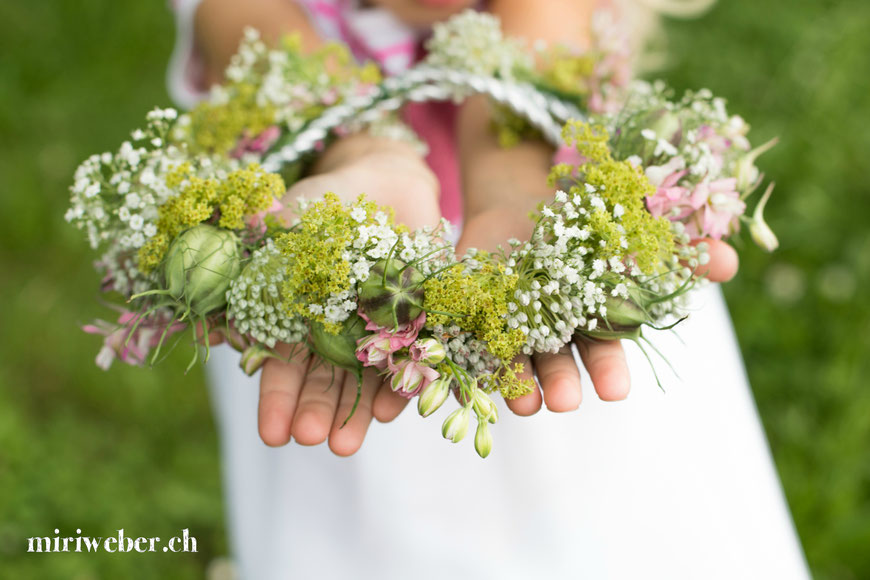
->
<box><xmin>163</xmin><ymin>225</ymin><xmax>241</xmax><ymax>316</ymax></box>
<box><xmin>472</xmin><ymin>389</ymin><xmax>498</xmax><ymax>424</ymax></box>
<box><xmin>735</xmin><ymin>137</ymin><xmax>778</xmax><ymax>193</ymax></box>
<box><xmin>442</xmin><ymin>405</ymin><xmax>471</xmax><ymax>443</ymax></box>
<box><xmin>474</xmin><ymin>420</ymin><xmax>493</xmax><ymax>458</ymax></box>
<box><xmin>749</xmin><ymin>183</ymin><xmax>779</xmax><ymax>252</ymax></box>
<box><xmin>308</xmin><ymin>314</ymin><xmax>367</xmax><ymax>374</ymax></box>
<box><xmin>410</xmin><ymin>338</ymin><xmax>446</xmax><ymax>365</ymax></box>
<box><xmin>240</xmin><ymin>344</ymin><xmax>270</xmax><ymax>376</ymax></box>
<box><xmin>418</xmin><ymin>376</ymin><xmax>452</xmax><ymax>417</ymax></box>
<box><xmin>358</xmin><ymin>259</ymin><xmax>424</xmax><ymax>329</ymax></box>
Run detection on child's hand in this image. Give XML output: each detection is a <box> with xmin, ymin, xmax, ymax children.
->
<box><xmin>456</xmin><ymin>97</ymin><xmax>740</xmax><ymax>415</ymax></box>
<box><xmin>456</xmin><ymin>210</ymin><xmax>739</xmax><ymax>417</ymax></box>
<box><xmin>256</xmin><ymin>135</ymin><xmax>441</xmax><ymax>455</ymax></box>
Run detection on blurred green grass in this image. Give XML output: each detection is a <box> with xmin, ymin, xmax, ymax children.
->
<box><xmin>0</xmin><ymin>1</ymin><xmax>226</xmax><ymax>578</ymax></box>
<box><xmin>0</xmin><ymin>0</ymin><xmax>867</xmax><ymax>578</ymax></box>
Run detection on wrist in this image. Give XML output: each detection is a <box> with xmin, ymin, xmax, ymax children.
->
<box><xmin>315</xmin><ymin>133</ymin><xmax>428</xmax><ymax>176</ymax></box>
<box><xmin>458</xmin><ymin>207</ymin><xmax>535</xmax><ymax>254</ymax></box>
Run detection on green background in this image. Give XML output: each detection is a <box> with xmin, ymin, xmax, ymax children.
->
<box><xmin>0</xmin><ymin>0</ymin><xmax>867</xmax><ymax>577</ymax></box>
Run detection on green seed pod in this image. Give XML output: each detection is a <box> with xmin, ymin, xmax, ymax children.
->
<box><xmin>358</xmin><ymin>259</ymin><xmax>424</xmax><ymax>329</ymax></box>
<box><xmin>583</xmin><ymin>297</ymin><xmax>644</xmax><ymax>341</ymax></box>
<box><xmin>308</xmin><ymin>314</ymin><xmax>367</xmax><ymax>374</ymax></box>
<box><xmin>163</xmin><ymin>224</ymin><xmax>241</xmax><ymax>316</ymax></box>
<box><xmin>581</xmin><ymin>281</ymin><xmax>650</xmax><ymax>341</ymax></box>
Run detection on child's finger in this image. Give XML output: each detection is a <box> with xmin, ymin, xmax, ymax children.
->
<box><xmin>575</xmin><ymin>338</ymin><xmax>631</xmax><ymax>402</ymax></box>
<box><xmin>258</xmin><ymin>345</ymin><xmax>308</xmax><ymax>447</ymax></box>
<box><xmin>693</xmin><ymin>238</ymin><xmax>739</xmax><ymax>282</ymax></box>
<box><xmin>532</xmin><ymin>347</ymin><xmax>583</xmax><ymax>412</ymax></box>
<box><xmin>290</xmin><ymin>358</ymin><xmax>345</xmax><ymax>446</ymax></box>
<box><xmin>193</xmin><ymin>320</ymin><xmax>224</xmax><ymax>346</ymax></box>
<box><xmin>504</xmin><ymin>355</ymin><xmax>542</xmax><ymax>416</ymax></box>
<box><xmin>372</xmin><ymin>382</ymin><xmax>410</xmax><ymax>423</ymax></box>
<box><xmin>328</xmin><ymin>370</ymin><xmax>381</xmax><ymax>456</ymax></box>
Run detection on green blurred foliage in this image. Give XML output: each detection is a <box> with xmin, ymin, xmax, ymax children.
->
<box><xmin>664</xmin><ymin>1</ymin><xmax>870</xmax><ymax>578</ymax></box>
<box><xmin>0</xmin><ymin>1</ymin><xmax>226</xmax><ymax>578</ymax></box>
<box><xmin>0</xmin><ymin>0</ymin><xmax>867</xmax><ymax>578</ymax></box>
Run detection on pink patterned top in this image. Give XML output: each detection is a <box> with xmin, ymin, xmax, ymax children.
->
<box><xmin>168</xmin><ymin>0</ymin><xmax>465</xmax><ymax>225</ymax></box>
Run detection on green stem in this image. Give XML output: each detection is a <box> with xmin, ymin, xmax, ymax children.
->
<box><xmin>123</xmin><ymin>304</ymin><xmax>164</xmax><ymax>350</ymax></box>
<box><xmin>185</xmin><ymin>321</ymin><xmax>200</xmax><ymax>374</ymax></box>
<box><xmin>383</xmin><ymin>237</ymin><xmax>402</xmax><ymax>286</ymax></box>
<box><xmin>129</xmin><ymin>288</ymin><xmax>172</xmax><ymax>302</ymax></box>
<box><xmin>340</xmin><ymin>369</ymin><xmax>364</xmax><ymax>428</ymax></box>
<box><xmin>640</xmin><ymin>333</ymin><xmax>680</xmax><ymax>381</ymax></box>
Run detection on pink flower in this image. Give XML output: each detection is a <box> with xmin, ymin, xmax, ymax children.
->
<box><xmin>686</xmin><ymin>178</ymin><xmax>745</xmax><ymax>240</ymax></box>
<box><xmin>245</xmin><ymin>197</ymin><xmax>286</xmax><ymax>241</ymax></box>
<box><xmin>359</xmin><ymin>310</ymin><xmax>426</xmax><ymax>351</ymax></box>
<box><xmin>355</xmin><ymin>311</ymin><xmax>427</xmax><ymax>371</ymax></box>
<box><xmin>409</xmin><ymin>338</ymin><xmax>446</xmax><ymax>365</ymax></box>
<box><xmin>84</xmin><ymin>311</ymin><xmax>184</xmax><ymax>370</ymax></box>
<box><xmin>230</xmin><ymin>125</ymin><xmax>281</xmax><ymax>158</ymax></box>
<box><xmin>696</xmin><ymin>125</ymin><xmax>730</xmax><ymax>155</ymax></box>
<box><xmin>645</xmin><ymin>169</ymin><xmax>693</xmax><ymax>221</ymax></box>
<box><xmin>389</xmin><ymin>358</ymin><xmax>440</xmax><ymax>399</ymax></box>
<box><xmin>553</xmin><ymin>145</ymin><xmax>587</xmax><ymax>168</ymax></box>
<box><xmin>355</xmin><ymin>334</ymin><xmax>393</xmax><ymax>370</ymax></box>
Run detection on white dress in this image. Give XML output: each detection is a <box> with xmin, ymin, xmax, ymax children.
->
<box><xmin>170</xmin><ymin>2</ymin><xmax>811</xmax><ymax>578</ymax></box>
<box><xmin>205</xmin><ymin>285</ymin><xmax>809</xmax><ymax>580</ymax></box>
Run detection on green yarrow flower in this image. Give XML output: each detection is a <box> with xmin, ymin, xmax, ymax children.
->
<box><xmin>277</xmin><ymin>193</ymin><xmax>402</xmax><ymax>333</ymax></box>
<box><xmin>423</xmin><ymin>256</ymin><xmax>525</xmax><ymax>363</ymax></box>
<box><xmin>184</xmin><ymin>29</ymin><xmax>382</xmax><ymax>156</ymax></box>
<box><xmin>552</xmin><ymin>120</ymin><xmax>675</xmax><ymax>274</ymax></box>
<box><xmin>138</xmin><ymin>163</ymin><xmax>285</xmax><ymax>274</ymax></box>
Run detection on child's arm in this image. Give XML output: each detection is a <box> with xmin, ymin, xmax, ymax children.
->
<box><xmin>194</xmin><ymin>0</ymin><xmax>323</xmax><ymax>85</ymax></box>
<box><xmin>191</xmin><ymin>0</ymin><xmax>442</xmax><ymax>454</ymax></box>
<box><xmin>260</xmin><ymin>134</ymin><xmax>441</xmax><ymax>454</ymax></box>
<box><xmin>457</xmin><ymin>0</ymin><xmax>739</xmax><ymax>414</ymax></box>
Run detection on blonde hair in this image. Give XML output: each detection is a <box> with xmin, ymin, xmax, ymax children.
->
<box><xmin>615</xmin><ymin>0</ymin><xmax>717</xmax><ymax>71</ymax></box>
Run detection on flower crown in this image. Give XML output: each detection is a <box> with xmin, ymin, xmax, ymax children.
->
<box><xmin>67</xmin><ymin>11</ymin><xmax>777</xmax><ymax>457</ymax></box>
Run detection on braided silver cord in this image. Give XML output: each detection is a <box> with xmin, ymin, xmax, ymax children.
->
<box><xmin>262</xmin><ymin>66</ymin><xmax>585</xmax><ymax>173</ymax></box>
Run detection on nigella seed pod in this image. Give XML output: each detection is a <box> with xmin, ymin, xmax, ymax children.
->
<box><xmin>602</xmin><ymin>295</ymin><xmax>648</xmax><ymax>328</ymax></box>
<box><xmin>358</xmin><ymin>259</ymin><xmax>425</xmax><ymax>329</ymax></box>
<box><xmin>163</xmin><ymin>224</ymin><xmax>241</xmax><ymax>316</ymax></box>
<box><xmin>308</xmin><ymin>315</ymin><xmax>368</xmax><ymax>374</ymax></box>
<box><xmin>583</xmin><ymin>294</ymin><xmax>648</xmax><ymax>341</ymax></box>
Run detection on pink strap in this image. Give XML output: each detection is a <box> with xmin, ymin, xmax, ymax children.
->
<box><xmin>404</xmin><ymin>101</ymin><xmax>463</xmax><ymax>226</ymax></box>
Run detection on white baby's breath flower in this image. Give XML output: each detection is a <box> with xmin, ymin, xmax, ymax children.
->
<box><xmin>350</xmin><ymin>206</ymin><xmax>367</xmax><ymax>223</ymax></box>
